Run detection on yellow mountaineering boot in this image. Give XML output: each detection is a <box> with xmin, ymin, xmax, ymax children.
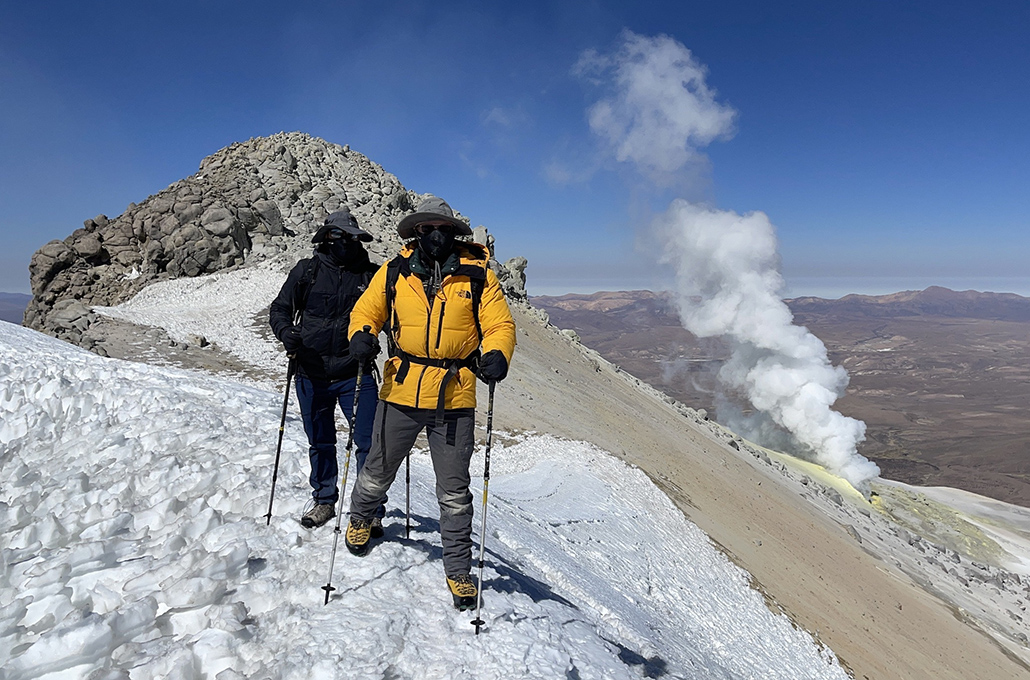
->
<box><xmin>447</xmin><ymin>574</ymin><xmax>478</xmax><ymax>611</ymax></box>
<box><xmin>345</xmin><ymin>517</ymin><xmax>373</xmax><ymax>556</ymax></box>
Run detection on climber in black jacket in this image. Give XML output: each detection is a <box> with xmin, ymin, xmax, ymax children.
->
<box><xmin>268</xmin><ymin>208</ymin><xmax>383</xmax><ymax>529</ymax></box>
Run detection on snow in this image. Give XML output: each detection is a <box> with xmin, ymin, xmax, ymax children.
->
<box><xmin>93</xmin><ymin>262</ymin><xmax>290</xmax><ymax>380</ymax></box>
<box><xmin>0</xmin><ymin>320</ymin><xmax>849</xmax><ymax>678</ymax></box>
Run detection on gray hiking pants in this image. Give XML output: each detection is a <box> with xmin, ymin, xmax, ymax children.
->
<box><xmin>349</xmin><ymin>401</ymin><xmax>476</xmax><ymax>577</ymax></box>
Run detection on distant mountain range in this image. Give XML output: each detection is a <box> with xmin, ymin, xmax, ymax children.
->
<box><xmin>534</xmin><ymin>285</ymin><xmax>1030</xmax><ymax>321</ymax></box>
<box><xmin>533</xmin><ymin>286</ymin><xmax>1030</xmax><ymax>507</ymax></box>
<box><xmin>787</xmin><ymin>285</ymin><xmax>1030</xmax><ymax>322</ymax></box>
<box><xmin>0</xmin><ymin>293</ymin><xmax>30</xmax><ymax>324</ymax></box>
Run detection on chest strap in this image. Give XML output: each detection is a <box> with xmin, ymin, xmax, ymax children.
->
<box><xmin>393</xmin><ymin>348</ymin><xmax>481</xmax><ymax>425</ymax></box>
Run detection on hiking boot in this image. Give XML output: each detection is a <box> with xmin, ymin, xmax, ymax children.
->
<box><xmin>300</xmin><ymin>503</ymin><xmax>335</xmax><ymax>528</ymax></box>
<box><xmin>447</xmin><ymin>574</ymin><xmax>478</xmax><ymax>611</ymax></box>
<box><xmin>370</xmin><ymin>516</ymin><xmax>384</xmax><ymax>539</ymax></box>
<box><xmin>345</xmin><ymin>517</ymin><xmax>373</xmax><ymax>556</ymax></box>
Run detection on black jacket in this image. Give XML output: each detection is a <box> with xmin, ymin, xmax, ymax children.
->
<box><xmin>269</xmin><ymin>250</ymin><xmax>378</xmax><ymax>382</ymax></box>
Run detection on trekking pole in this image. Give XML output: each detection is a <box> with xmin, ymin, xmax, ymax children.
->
<box><xmin>264</xmin><ymin>357</ymin><xmax>296</xmax><ymax>525</ymax></box>
<box><xmin>322</xmin><ymin>330</ymin><xmax>371</xmax><ymax>605</ymax></box>
<box><xmin>405</xmin><ymin>453</ymin><xmax>411</xmax><ymax>539</ymax></box>
<box><xmin>470</xmin><ymin>380</ymin><xmax>496</xmax><ymax>634</ymax></box>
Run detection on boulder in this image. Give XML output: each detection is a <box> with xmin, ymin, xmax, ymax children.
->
<box><xmin>201</xmin><ymin>207</ymin><xmax>237</xmax><ymax>237</ymax></box>
<box><xmin>72</xmin><ymin>234</ymin><xmax>103</xmax><ymax>259</ymax></box>
<box><xmin>102</xmin><ymin>222</ymin><xmax>133</xmax><ymax>248</ymax></box>
<box><xmin>253</xmin><ymin>200</ymin><xmax>283</xmax><ymax>235</ymax></box>
<box><xmin>113</xmin><ymin>250</ymin><xmax>141</xmax><ymax>268</ymax></box>
<box><xmin>158</xmin><ymin>214</ymin><xmax>180</xmax><ymax>235</ymax></box>
<box><xmin>48</xmin><ymin>298</ymin><xmax>92</xmax><ymax>329</ymax></box>
<box><xmin>497</xmin><ymin>256</ymin><xmax>528</xmax><ymax>300</ymax></box>
<box><xmin>150</xmin><ymin>197</ymin><xmax>174</xmax><ymax>214</ymax></box>
<box><xmin>30</xmin><ymin>241</ymin><xmax>77</xmax><ymax>286</ymax></box>
<box><xmin>174</xmin><ymin>201</ymin><xmax>204</xmax><ymax>222</ymax></box>
<box><xmin>40</xmin><ymin>240</ymin><xmax>75</xmax><ymax>260</ymax></box>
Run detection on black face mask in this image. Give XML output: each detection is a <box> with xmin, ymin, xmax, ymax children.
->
<box><xmin>328</xmin><ymin>239</ymin><xmax>361</xmax><ymax>267</ymax></box>
<box><xmin>418</xmin><ymin>229</ymin><xmax>455</xmax><ymax>261</ymax></box>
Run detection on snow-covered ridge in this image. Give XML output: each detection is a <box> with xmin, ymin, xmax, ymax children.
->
<box><xmin>0</xmin><ymin>322</ymin><xmax>848</xmax><ymax>678</ymax></box>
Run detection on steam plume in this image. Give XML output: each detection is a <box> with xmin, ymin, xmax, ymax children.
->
<box><xmin>580</xmin><ymin>31</ymin><xmax>879</xmax><ymax>488</ymax></box>
<box><xmin>654</xmin><ymin>202</ymin><xmax>878</xmax><ymax>486</ymax></box>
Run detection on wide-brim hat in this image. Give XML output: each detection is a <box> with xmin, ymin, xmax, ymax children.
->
<box><xmin>397</xmin><ymin>196</ymin><xmax>472</xmax><ymax>239</ymax></box>
<box><xmin>312</xmin><ymin>208</ymin><xmax>373</xmax><ymax>243</ymax></box>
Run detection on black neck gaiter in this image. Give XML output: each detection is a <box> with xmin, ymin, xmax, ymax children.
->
<box><xmin>418</xmin><ymin>229</ymin><xmax>455</xmax><ymax>261</ymax></box>
<box><xmin>327</xmin><ymin>241</ymin><xmax>365</xmax><ymax>270</ymax></box>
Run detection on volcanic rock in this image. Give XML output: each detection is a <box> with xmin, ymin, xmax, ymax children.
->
<box><xmin>25</xmin><ymin>131</ymin><xmax>528</xmax><ymax>345</ymax></box>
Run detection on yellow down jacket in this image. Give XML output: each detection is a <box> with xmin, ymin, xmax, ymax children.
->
<box><xmin>349</xmin><ymin>242</ymin><xmax>515</xmax><ymax>411</ymax></box>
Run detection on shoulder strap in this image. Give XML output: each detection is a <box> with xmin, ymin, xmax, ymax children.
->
<box><xmin>455</xmin><ymin>256</ymin><xmax>487</xmax><ymax>344</ymax></box>
<box><xmin>448</xmin><ymin>261</ymin><xmax>487</xmax><ymax>343</ymax></box>
<box><xmin>384</xmin><ymin>256</ymin><xmax>403</xmax><ymax>354</ymax></box>
<box><xmin>292</xmin><ymin>256</ymin><xmax>321</xmax><ymax>324</ymax></box>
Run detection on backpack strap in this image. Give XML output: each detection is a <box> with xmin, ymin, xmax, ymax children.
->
<box><xmin>384</xmin><ymin>255</ymin><xmax>404</xmax><ymax>356</ymax></box>
<box><xmin>292</xmin><ymin>256</ymin><xmax>321</xmax><ymax>324</ymax></box>
<box><xmin>452</xmin><ymin>261</ymin><xmax>487</xmax><ymax>344</ymax></box>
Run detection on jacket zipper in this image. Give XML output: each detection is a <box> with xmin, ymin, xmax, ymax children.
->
<box><xmin>435</xmin><ymin>300</ymin><xmax>446</xmax><ymax>350</ymax></box>
<box><xmin>424</xmin><ymin>293</ymin><xmax>433</xmax><ymax>357</ymax></box>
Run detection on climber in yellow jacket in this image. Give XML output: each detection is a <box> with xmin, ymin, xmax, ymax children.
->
<box><xmin>344</xmin><ymin>195</ymin><xmax>515</xmax><ymax>610</ymax></box>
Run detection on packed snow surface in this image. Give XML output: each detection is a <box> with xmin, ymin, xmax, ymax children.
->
<box><xmin>93</xmin><ymin>263</ymin><xmax>288</xmax><ymax>380</ymax></box>
<box><xmin>1</xmin><ymin>322</ymin><xmax>848</xmax><ymax>678</ymax></box>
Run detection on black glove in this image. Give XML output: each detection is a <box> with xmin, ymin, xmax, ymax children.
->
<box><xmin>349</xmin><ymin>329</ymin><xmax>380</xmax><ymax>363</ymax></box>
<box><xmin>281</xmin><ymin>326</ymin><xmax>303</xmax><ymax>353</ymax></box>
<box><xmin>477</xmin><ymin>349</ymin><xmax>508</xmax><ymax>383</ymax></box>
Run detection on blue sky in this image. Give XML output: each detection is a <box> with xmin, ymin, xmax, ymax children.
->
<box><xmin>2</xmin><ymin>1</ymin><xmax>1028</xmax><ymax>297</ymax></box>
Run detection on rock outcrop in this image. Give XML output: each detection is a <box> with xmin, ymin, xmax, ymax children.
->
<box><xmin>25</xmin><ymin>132</ymin><xmax>528</xmax><ymax>343</ymax></box>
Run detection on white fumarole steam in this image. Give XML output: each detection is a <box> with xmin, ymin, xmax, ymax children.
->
<box><xmin>579</xmin><ymin>31</ymin><xmax>879</xmax><ymax>488</ymax></box>
<box><xmin>655</xmin><ymin>202</ymin><xmax>879</xmax><ymax>487</ymax></box>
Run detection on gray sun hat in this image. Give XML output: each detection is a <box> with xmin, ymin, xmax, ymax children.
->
<box><xmin>311</xmin><ymin>208</ymin><xmax>373</xmax><ymax>243</ymax></box>
<box><xmin>396</xmin><ymin>196</ymin><xmax>472</xmax><ymax>239</ymax></box>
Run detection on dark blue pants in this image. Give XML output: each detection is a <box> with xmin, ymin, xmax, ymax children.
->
<box><xmin>295</xmin><ymin>373</ymin><xmax>381</xmax><ymax>514</ymax></box>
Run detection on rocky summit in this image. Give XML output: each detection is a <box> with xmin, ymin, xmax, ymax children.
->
<box><xmin>24</xmin><ymin>132</ymin><xmax>528</xmax><ymax>348</ymax></box>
